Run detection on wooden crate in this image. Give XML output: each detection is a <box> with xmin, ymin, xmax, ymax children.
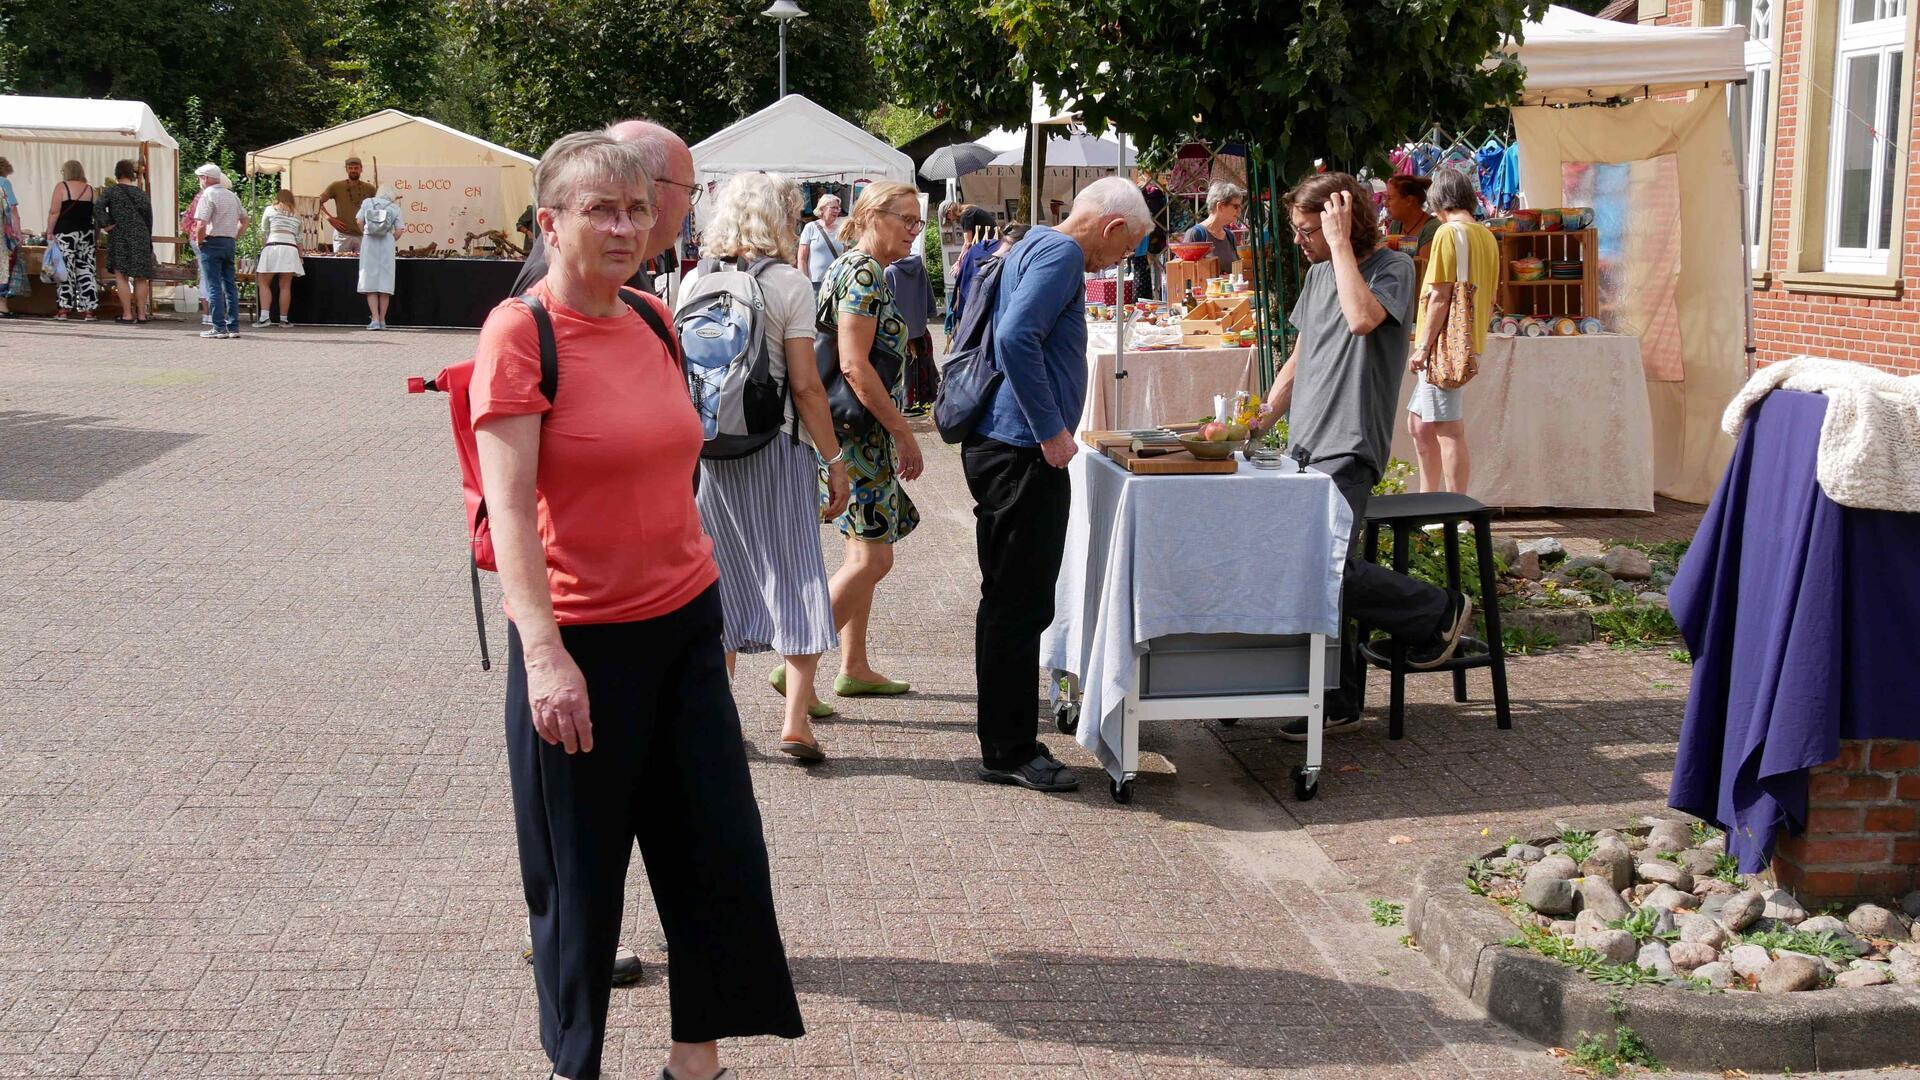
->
<box><xmin>1497</xmin><ymin>228</ymin><xmax>1600</xmax><ymax>320</ymax></box>
<box><xmin>1166</xmin><ymin>257</ymin><xmax>1218</xmax><ymax>303</ymax></box>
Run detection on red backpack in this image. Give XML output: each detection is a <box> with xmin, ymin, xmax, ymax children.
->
<box><xmin>409</xmin><ymin>288</ymin><xmax>682</xmax><ymax>668</ymax></box>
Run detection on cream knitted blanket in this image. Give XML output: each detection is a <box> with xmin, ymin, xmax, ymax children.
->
<box><xmin>1722</xmin><ymin>356</ymin><xmax>1920</xmax><ymax>513</ymax></box>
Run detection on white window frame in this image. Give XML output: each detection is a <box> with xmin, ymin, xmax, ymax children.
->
<box><xmin>1823</xmin><ymin>0</ymin><xmax>1909</xmax><ymax>273</ymax></box>
<box><xmin>1727</xmin><ymin>0</ymin><xmax>1778</xmax><ymax>269</ymax></box>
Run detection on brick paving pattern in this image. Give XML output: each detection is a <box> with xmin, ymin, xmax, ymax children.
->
<box><xmin>0</xmin><ymin>319</ymin><xmax>1886</xmax><ymax>1078</ymax></box>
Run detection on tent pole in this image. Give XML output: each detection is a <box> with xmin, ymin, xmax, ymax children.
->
<box><xmin>1113</xmin><ymin>130</ymin><xmax>1129</xmax><ymax>431</ymax></box>
<box><xmin>1730</xmin><ymin>79</ymin><xmax>1757</xmax><ymax>376</ymax></box>
<box><xmin>1029</xmin><ymin>111</ymin><xmax>1041</xmax><ymax>227</ymax></box>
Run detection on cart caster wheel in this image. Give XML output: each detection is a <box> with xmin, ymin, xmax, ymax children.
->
<box><xmin>1290</xmin><ymin>766</ymin><xmax>1319</xmax><ymax>802</ymax></box>
<box><xmin>1053</xmin><ymin>701</ymin><xmax>1080</xmax><ymax>735</ymax></box>
<box><xmin>1218</xmin><ymin>717</ymin><xmax>1239</xmax><ymax>727</ymax></box>
<box><xmin>1110</xmin><ymin>778</ymin><xmax>1135</xmax><ymax>804</ymax></box>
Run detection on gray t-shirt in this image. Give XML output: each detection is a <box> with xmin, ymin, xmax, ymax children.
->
<box><xmin>1286</xmin><ymin>247</ymin><xmax>1416</xmax><ymax>476</ymax></box>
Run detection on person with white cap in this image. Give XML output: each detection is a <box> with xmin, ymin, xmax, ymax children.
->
<box><xmin>188</xmin><ymin>164</ymin><xmax>248</xmax><ymax>339</ymax></box>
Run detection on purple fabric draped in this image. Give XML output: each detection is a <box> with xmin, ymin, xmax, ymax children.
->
<box><xmin>1667</xmin><ymin>390</ymin><xmax>1920</xmax><ymax>871</ymax></box>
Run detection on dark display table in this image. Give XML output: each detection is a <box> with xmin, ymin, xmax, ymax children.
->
<box><xmin>289</xmin><ymin>255</ymin><xmax>524</xmax><ymax>328</ymax></box>
<box><xmin>1667</xmin><ymin>389</ymin><xmax>1920</xmax><ymax>870</ymax></box>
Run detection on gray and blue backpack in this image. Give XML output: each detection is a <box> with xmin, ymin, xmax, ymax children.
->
<box><xmin>674</xmin><ymin>257</ymin><xmax>789</xmax><ymax>459</ymax></box>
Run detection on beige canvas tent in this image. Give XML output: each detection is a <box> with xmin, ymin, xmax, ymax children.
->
<box><xmin>0</xmin><ymin>95</ymin><xmax>178</xmax><ymax>261</ymax></box>
<box><xmin>246</xmin><ymin>110</ymin><xmax>534</xmax><ymax>247</ymax></box>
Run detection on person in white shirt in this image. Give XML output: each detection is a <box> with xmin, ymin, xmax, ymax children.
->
<box><xmin>254</xmin><ymin>190</ymin><xmax>305</xmax><ymax>326</ymax></box>
<box><xmin>189</xmin><ymin>164</ymin><xmax>248</xmax><ymax>339</ymax></box>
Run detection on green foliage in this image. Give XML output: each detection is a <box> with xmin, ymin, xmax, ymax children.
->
<box><xmin>1604</xmin><ymin>539</ymin><xmax>1691</xmax><ymax>577</ymax></box>
<box><xmin>1372</xmin><ymin>460</ymin><xmax>1415</xmax><ymax>497</ymax></box>
<box><xmin>1368</xmin><ymin>899</ymin><xmax>1404</xmax><ymax>927</ymax></box>
<box><xmin>1502</xmin><ymin>925</ymin><xmax>1670</xmax><ymax>990</ymax></box>
<box><xmin>1465</xmin><ymin>858</ymin><xmax>1495</xmax><ymax>896</ymax></box>
<box><xmin>922</xmin><ymin>215</ymin><xmax>944</xmax><ymax>310</ymax></box>
<box><xmin>1503</xmin><ymin>625</ymin><xmax>1558</xmax><ymax>655</ymax></box>
<box><xmin>872</xmin><ymin>0</ymin><xmax>1546</xmax><ymax>181</ymax></box>
<box><xmin>1572</xmin><ymin>1025</ymin><xmax>1666</xmax><ymax>1076</ymax></box>
<box><xmin>1608</xmin><ymin>907</ymin><xmax>1678</xmax><ymax>944</ymax></box>
<box><xmin>1737</xmin><ymin>927</ymin><xmax>1855</xmax><ymax>964</ymax></box>
<box><xmin>1689</xmin><ymin>821</ymin><xmax>1720</xmax><ymax>847</ymax></box>
<box><xmin>1592</xmin><ymin>604</ymin><xmax>1682</xmax><ymax>649</ymax></box>
<box><xmin>865</xmin><ymin>105</ymin><xmax>943</xmax><ymax>148</ymax></box>
<box><xmin>1667</xmin><ymin>648</ymin><xmax>1693</xmax><ymax>664</ymax></box>
<box><xmin>1710</xmin><ymin>853</ymin><xmax>1742</xmax><ymax>886</ymax></box>
<box><xmin>1557</xmin><ymin>829</ymin><xmax>1596</xmax><ymax>864</ymax></box>
<box><xmin>1259</xmin><ymin>418</ymin><xmax>1290</xmax><ymax>451</ymax></box>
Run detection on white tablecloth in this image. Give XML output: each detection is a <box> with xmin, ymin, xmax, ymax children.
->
<box><xmin>1040</xmin><ymin>451</ymin><xmax>1350</xmax><ymax>778</ymax></box>
<box><xmin>1081</xmin><ymin>347</ymin><xmax>1262</xmax><ymax>434</ymax></box>
<box><xmin>1390</xmin><ymin>334</ymin><xmax>1655</xmax><ymax>511</ymax></box>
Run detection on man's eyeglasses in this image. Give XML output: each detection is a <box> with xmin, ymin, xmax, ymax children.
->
<box><xmin>655</xmin><ymin>177</ymin><xmax>702</xmax><ymax>207</ymax></box>
<box><xmin>549</xmin><ymin>202</ymin><xmax>658</xmax><ymax>233</ymax></box>
<box><xmin>1291</xmin><ymin>222</ymin><xmax>1323</xmax><ymax>241</ymax></box>
<box><xmin>880</xmin><ymin>209</ymin><xmax>925</xmax><ymax>236</ymax></box>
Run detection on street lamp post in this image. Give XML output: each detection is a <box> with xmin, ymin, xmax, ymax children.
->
<box><xmin>761</xmin><ymin>0</ymin><xmax>808</xmax><ymax>100</ymax></box>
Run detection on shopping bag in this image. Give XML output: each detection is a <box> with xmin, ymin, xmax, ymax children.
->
<box><xmin>39</xmin><ymin>238</ymin><xmax>69</xmax><ymax>284</ymax></box>
<box><xmin>1425</xmin><ymin>224</ymin><xmax>1479</xmax><ymax>391</ymax></box>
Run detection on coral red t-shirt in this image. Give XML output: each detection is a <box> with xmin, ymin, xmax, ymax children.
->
<box><xmin>470</xmin><ymin>282</ymin><xmax>716</xmax><ymax>626</ymax></box>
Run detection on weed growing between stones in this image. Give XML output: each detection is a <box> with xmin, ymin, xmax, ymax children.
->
<box><xmin>1368</xmin><ymin>899</ymin><xmax>1404</xmax><ymax>927</ymax></box>
<box><xmin>1666</xmin><ymin>647</ymin><xmax>1692</xmax><ymax>664</ymax></box>
<box><xmin>1557</xmin><ymin>828</ymin><xmax>1598</xmax><ymax>863</ymax></box>
<box><xmin>1709</xmin><ymin>853</ymin><xmax>1742</xmax><ymax>886</ymax></box>
<box><xmin>1737</xmin><ymin>927</ymin><xmax>1855</xmax><ymax>966</ymax></box>
<box><xmin>1569</xmin><ymin>1023</ymin><xmax>1665</xmax><ymax>1076</ymax></box>
<box><xmin>1501</xmin><ymin>925</ymin><xmax>1692</xmax><ymax>990</ymax></box>
<box><xmin>1592</xmin><ymin>603</ymin><xmax>1682</xmax><ymax>649</ymax></box>
<box><xmin>1609</xmin><ymin>908</ymin><xmax>1680</xmax><ymax>944</ymax></box>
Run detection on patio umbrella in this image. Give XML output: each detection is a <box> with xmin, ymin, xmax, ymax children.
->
<box><xmin>919</xmin><ymin>142</ymin><xmax>995</xmax><ymax>180</ymax></box>
<box><xmin>987</xmin><ymin>133</ymin><xmax>1138</xmax><ymax>168</ymax></box>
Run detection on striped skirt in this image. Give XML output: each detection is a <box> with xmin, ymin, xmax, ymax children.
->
<box><xmin>696</xmin><ymin>436</ymin><xmax>839</xmax><ymax>657</ymax></box>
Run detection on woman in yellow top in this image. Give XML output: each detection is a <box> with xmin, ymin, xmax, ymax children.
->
<box><xmin>1407</xmin><ymin>168</ymin><xmax>1498</xmax><ymax>495</ymax></box>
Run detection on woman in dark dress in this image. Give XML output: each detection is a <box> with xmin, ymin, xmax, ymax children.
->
<box><xmin>96</xmin><ymin>160</ymin><xmax>155</xmax><ymax>323</ymax></box>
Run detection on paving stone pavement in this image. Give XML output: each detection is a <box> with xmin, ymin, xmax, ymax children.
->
<box><xmin>1</xmin><ymin>318</ymin><xmax>1882</xmax><ymax>1080</ymax></box>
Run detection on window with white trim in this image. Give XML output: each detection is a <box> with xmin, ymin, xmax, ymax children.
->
<box><xmin>1726</xmin><ymin>0</ymin><xmax>1777</xmax><ymax>267</ymax></box>
<box><xmin>1823</xmin><ymin>0</ymin><xmax>1908</xmax><ymax>273</ymax></box>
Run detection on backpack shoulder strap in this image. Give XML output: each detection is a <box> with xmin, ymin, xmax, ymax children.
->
<box><xmin>517</xmin><ymin>292</ymin><xmax>560</xmax><ymax>403</ymax></box>
<box><xmin>620</xmin><ymin>288</ymin><xmax>685</xmax><ymax>375</ymax></box>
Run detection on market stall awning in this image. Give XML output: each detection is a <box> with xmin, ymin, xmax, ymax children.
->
<box><xmin>1498</xmin><ymin>6</ymin><xmax>1747</xmax><ymax>104</ymax></box>
<box><xmin>988</xmin><ymin>133</ymin><xmax>1138</xmax><ymax>169</ymax></box>
<box><xmin>246</xmin><ymin>109</ymin><xmax>534</xmax><ymax>176</ymax></box>
<box><xmin>0</xmin><ymin>95</ymin><xmax>179</xmax><ymax>148</ymax></box>
<box><xmin>690</xmin><ymin>94</ymin><xmax>914</xmax><ymax>186</ymax></box>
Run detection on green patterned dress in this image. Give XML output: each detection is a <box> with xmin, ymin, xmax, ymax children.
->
<box><xmin>817</xmin><ymin>250</ymin><xmax>920</xmax><ymax>545</ymax></box>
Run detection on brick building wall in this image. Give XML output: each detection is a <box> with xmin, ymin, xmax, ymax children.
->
<box><xmin>1642</xmin><ymin>0</ymin><xmax>1920</xmax><ymax>374</ymax></box>
<box><xmin>1773</xmin><ymin>739</ymin><xmax>1920</xmax><ymax>903</ymax></box>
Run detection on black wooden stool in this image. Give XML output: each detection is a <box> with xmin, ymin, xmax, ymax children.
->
<box><xmin>1355</xmin><ymin>492</ymin><xmax>1512</xmax><ymax>738</ymax></box>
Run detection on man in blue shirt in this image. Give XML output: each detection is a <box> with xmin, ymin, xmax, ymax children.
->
<box><xmin>967</xmin><ymin>177</ymin><xmax>1152</xmax><ymax>793</ymax></box>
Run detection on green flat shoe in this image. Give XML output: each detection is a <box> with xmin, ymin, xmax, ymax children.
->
<box><xmin>834</xmin><ymin>674</ymin><xmax>911</xmax><ymax>697</ymax></box>
<box><xmin>769</xmin><ymin>664</ymin><xmax>837</xmax><ymax>718</ymax></box>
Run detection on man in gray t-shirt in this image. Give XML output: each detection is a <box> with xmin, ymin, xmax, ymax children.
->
<box><xmin>1255</xmin><ymin>174</ymin><xmax>1472</xmax><ymax>731</ymax></box>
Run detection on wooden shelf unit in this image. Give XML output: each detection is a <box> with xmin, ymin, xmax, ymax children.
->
<box><xmin>1498</xmin><ymin>228</ymin><xmax>1599</xmax><ymax>320</ymax></box>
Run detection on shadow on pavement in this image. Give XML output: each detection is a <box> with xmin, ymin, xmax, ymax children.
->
<box><xmin>0</xmin><ymin>410</ymin><xmax>202</xmax><ymax>502</ymax></box>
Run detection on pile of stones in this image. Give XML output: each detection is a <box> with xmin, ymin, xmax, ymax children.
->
<box><xmin>1482</xmin><ymin>818</ymin><xmax>1920</xmax><ymax>993</ymax></box>
<box><xmin>1489</xmin><ymin>538</ymin><xmax>1676</xmax><ymax>645</ymax></box>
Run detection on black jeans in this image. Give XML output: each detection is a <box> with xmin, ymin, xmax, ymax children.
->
<box><xmin>505</xmin><ymin>586</ymin><xmax>804</xmax><ymax>1079</ymax></box>
<box><xmin>963</xmin><ymin>434</ymin><xmax>1073</xmax><ymax>769</ymax></box>
<box><xmin>1311</xmin><ymin>456</ymin><xmax>1453</xmax><ymax>716</ymax></box>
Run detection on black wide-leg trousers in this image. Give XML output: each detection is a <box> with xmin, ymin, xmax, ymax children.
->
<box><xmin>505</xmin><ymin>585</ymin><xmax>804</xmax><ymax>1079</ymax></box>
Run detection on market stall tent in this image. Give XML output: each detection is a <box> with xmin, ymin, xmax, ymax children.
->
<box><xmin>1501</xmin><ymin>6</ymin><xmax>1749</xmax><ymax>504</ymax></box>
<box><xmin>246</xmin><ymin>110</ymin><xmax>535</xmax><ymax>246</ymax></box>
<box><xmin>0</xmin><ymin>95</ymin><xmax>178</xmax><ymax>261</ymax></box>
<box><xmin>689</xmin><ymin>94</ymin><xmax>912</xmax><ymax>227</ymax></box>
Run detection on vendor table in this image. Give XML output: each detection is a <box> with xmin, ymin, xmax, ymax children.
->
<box><xmin>1041</xmin><ymin>449</ymin><xmax>1351</xmax><ymax>802</ymax></box>
<box><xmin>1389</xmin><ymin>334</ymin><xmax>1654</xmax><ymax>511</ymax></box>
<box><xmin>289</xmin><ymin>254</ymin><xmax>524</xmax><ymax>328</ymax></box>
<box><xmin>1668</xmin><ymin>389</ymin><xmax>1920</xmax><ymax>871</ymax></box>
<box><xmin>1081</xmin><ymin>346</ymin><xmax>1262</xmax><ymax>435</ymax></box>
<box><xmin>7</xmin><ymin>245</ymin><xmax>130</xmax><ymax>319</ymax></box>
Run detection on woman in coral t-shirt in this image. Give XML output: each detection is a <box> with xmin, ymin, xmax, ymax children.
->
<box><xmin>472</xmin><ymin>131</ymin><xmax>803</xmax><ymax>1080</ymax></box>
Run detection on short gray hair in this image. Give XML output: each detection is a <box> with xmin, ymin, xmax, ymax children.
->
<box><xmin>705</xmin><ymin>171</ymin><xmax>803</xmax><ymax>264</ymax></box>
<box><xmin>1070</xmin><ymin>177</ymin><xmax>1153</xmax><ymax>234</ymax></box>
<box><xmin>1426</xmin><ymin>167</ymin><xmax>1478</xmax><ymax>214</ymax></box>
<box><xmin>1206</xmin><ymin>180</ymin><xmax>1247</xmax><ymax>212</ymax></box>
<box><xmin>535</xmin><ymin>131</ymin><xmax>656</xmax><ymax>211</ymax></box>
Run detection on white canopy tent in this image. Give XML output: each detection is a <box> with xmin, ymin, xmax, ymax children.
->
<box><xmin>1500</xmin><ymin>6</ymin><xmax>1749</xmax><ymax>503</ymax></box>
<box><xmin>0</xmin><ymin>95</ymin><xmax>178</xmax><ymax>260</ymax></box>
<box><xmin>689</xmin><ymin>95</ymin><xmax>913</xmax><ymax>228</ymax></box>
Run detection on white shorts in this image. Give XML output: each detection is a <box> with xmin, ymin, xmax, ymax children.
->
<box><xmin>1409</xmin><ymin>380</ymin><xmax>1463</xmax><ymax>423</ymax></box>
<box><xmin>332</xmin><ymin>235</ymin><xmax>361</xmax><ymax>254</ymax></box>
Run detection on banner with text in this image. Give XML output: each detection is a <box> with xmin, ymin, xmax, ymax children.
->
<box><xmin>385</xmin><ymin>166</ymin><xmax>507</xmax><ymax>253</ymax></box>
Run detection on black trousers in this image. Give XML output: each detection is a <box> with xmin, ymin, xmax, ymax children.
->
<box><xmin>963</xmin><ymin>434</ymin><xmax>1072</xmax><ymax>769</ymax></box>
<box><xmin>506</xmin><ymin>585</ymin><xmax>804</xmax><ymax>1079</ymax></box>
<box><xmin>1311</xmin><ymin>455</ymin><xmax>1453</xmax><ymax>715</ymax></box>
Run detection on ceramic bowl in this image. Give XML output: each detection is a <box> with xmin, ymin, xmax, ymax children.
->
<box><xmin>1168</xmin><ymin>242</ymin><xmax>1214</xmax><ymax>262</ymax></box>
<box><xmin>1178</xmin><ymin>435</ymin><xmax>1238</xmax><ymax>460</ymax></box>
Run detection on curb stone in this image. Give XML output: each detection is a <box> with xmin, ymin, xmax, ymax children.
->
<box><xmin>1407</xmin><ymin>845</ymin><xmax>1920</xmax><ymax>1072</ymax></box>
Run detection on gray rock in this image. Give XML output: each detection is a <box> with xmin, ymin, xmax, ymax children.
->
<box><xmin>1644</xmin><ymin>907</ymin><xmax>1679</xmax><ymax>937</ymax></box>
<box><xmin>1594</xmin><ymin>828</ymin><xmax>1625</xmax><ymax>843</ymax></box>
<box><xmin>1531</xmin><ymin>854</ymin><xmax>1579</xmax><ymax>881</ymax></box>
<box><xmin>1698</xmin><ymin>834</ymin><xmax>1727</xmax><ymax>854</ymax></box>
<box><xmin>1776</xmin><ymin>948</ymin><xmax>1844</xmax><ymax>976</ymax></box>
<box><xmin>1645</xmin><ymin>884</ymin><xmax>1701</xmax><ymax>912</ymax></box>
<box><xmin>1848</xmin><ymin>903</ymin><xmax>1905</xmax><ymax>939</ymax></box>
<box><xmin>1522</xmin><ymin>873</ymin><xmax>1576</xmax><ymax>915</ymax></box>
<box><xmin>1636</xmin><ymin>861</ymin><xmax>1693</xmax><ymax>891</ymax></box>
<box><xmin>1799</xmin><ymin>914</ymin><xmax>1849</xmax><ymax>937</ymax></box>
<box><xmin>1583</xmin><ymin>569</ymin><xmax>1618</xmax><ymax>592</ymax></box>
<box><xmin>1888</xmin><ymin>947</ymin><xmax>1920</xmax><ymax>985</ymax></box>
<box><xmin>1693</xmin><ymin>876</ymin><xmax>1739</xmax><ymax>898</ymax></box>
<box><xmin>1635</xmin><ymin>591</ymin><xmax>1669</xmax><ymax>605</ymax></box>
<box><xmin>1760</xmin><ymin>952</ymin><xmax>1823</xmax><ymax>993</ymax></box>
<box><xmin>1636</xmin><ymin>941</ymin><xmax>1676</xmax><ymax>977</ymax></box>
<box><xmin>1519</xmin><ymin>537</ymin><xmax>1566</xmax><ymax>563</ymax></box>
<box><xmin>1505</xmin><ymin>844</ymin><xmax>1546</xmax><ymax>863</ymax></box>
<box><xmin>1485</xmin><ymin>857</ymin><xmax>1523</xmax><ymax>876</ymax></box>
<box><xmin>1652</xmin><ymin>569</ymin><xmax>1675</xmax><ymax>586</ymax></box>
<box><xmin>1643</xmin><ymin>832</ymin><xmax>1686</xmax><ymax>856</ymax></box>
<box><xmin>1580</xmin><ymin>847</ymin><xmax>1634</xmax><ymax>894</ymax></box>
<box><xmin>1550</xmin><ymin>919</ymin><xmax>1578</xmax><ymax>938</ymax></box>
<box><xmin>1602</xmin><ymin>546</ymin><xmax>1654</xmax><ymax>580</ymax></box>
<box><xmin>1542</xmin><ymin>842</ymin><xmax>1564</xmax><ymax>855</ymax></box>
<box><xmin>1837</xmin><ymin>967</ymin><xmax>1891</xmax><ymax>988</ymax></box>
<box><xmin>1564</xmin><ymin>555</ymin><xmax>1603</xmax><ymax>573</ymax></box>
<box><xmin>1901</xmin><ymin>890</ymin><xmax>1920</xmax><ymax>920</ymax></box>
<box><xmin>1678</xmin><ymin>914</ymin><xmax>1729</xmax><ymax>949</ymax></box>
<box><xmin>1574</xmin><ymin>909</ymin><xmax>1612</xmax><ymax>936</ymax></box>
<box><xmin>1513</xmin><ymin>549</ymin><xmax>1543</xmax><ymax>580</ymax></box>
<box><xmin>1728</xmin><ymin>943</ymin><xmax>1773</xmax><ymax>979</ymax></box>
<box><xmin>1644</xmin><ymin>819</ymin><xmax>1693</xmax><ymax>849</ymax></box>
<box><xmin>1668</xmin><ymin>941</ymin><xmax>1719</xmax><ymax>971</ymax></box>
<box><xmin>1492</xmin><ymin>536</ymin><xmax>1521</xmax><ymax>569</ymax></box>
<box><xmin>1762</xmin><ymin>888</ymin><xmax>1808</xmax><ymax>925</ymax></box>
<box><xmin>1849</xmin><ymin>958</ymin><xmax>1892</xmax><ymax>972</ymax></box>
<box><xmin>1579</xmin><ymin>928</ymin><xmax>1638</xmax><ymax>964</ymax></box>
<box><xmin>1578</xmin><ymin>877</ymin><xmax>1634</xmax><ymax>922</ymax></box>
<box><xmin>1676</xmin><ymin>848</ymin><xmax>1720</xmax><ymax>877</ymax></box>
<box><xmin>1693</xmin><ymin>960</ymin><xmax>1734</xmax><ymax>988</ymax></box>
<box><xmin>1698</xmin><ymin>893</ymin><xmax>1730</xmax><ymax>923</ymax></box>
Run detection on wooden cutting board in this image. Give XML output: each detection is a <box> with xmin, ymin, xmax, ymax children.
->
<box><xmin>1080</xmin><ymin>433</ymin><xmax>1239</xmax><ymax>475</ymax></box>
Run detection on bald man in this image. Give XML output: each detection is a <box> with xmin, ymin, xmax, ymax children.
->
<box><xmin>509</xmin><ymin>118</ymin><xmax>696</xmax><ymax>297</ymax></box>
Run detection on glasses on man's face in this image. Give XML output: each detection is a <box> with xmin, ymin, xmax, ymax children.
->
<box><xmin>1291</xmin><ymin>221</ymin><xmax>1322</xmax><ymax>242</ymax></box>
<box><xmin>656</xmin><ymin>177</ymin><xmax>702</xmax><ymax>208</ymax></box>
<box><xmin>552</xmin><ymin>201</ymin><xmax>658</xmax><ymax>233</ymax></box>
<box><xmin>880</xmin><ymin>209</ymin><xmax>925</xmax><ymax>236</ymax></box>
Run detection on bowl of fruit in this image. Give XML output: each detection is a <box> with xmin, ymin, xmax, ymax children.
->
<box><xmin>1179</xmin><ymin>420</ymin><xmax>1247</xmax><ymax>460</ymax></box>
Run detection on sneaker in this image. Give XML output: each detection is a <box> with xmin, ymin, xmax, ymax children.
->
<box><xmin>1407</xmin><ymin>591</ymin><xmax>1474</xmax><ymax>670</ymax></box>
<box><xmin>199</xmin><ymin>328</ymin><xmax>223</xmax><ymax>338</ymax></box>
<box><xmin>977</xmin><ymin>742</ymin><xmax>1079</xmax><ymax>792</ymax></box>
<box><xmin>1279</xmin><ymin>712</ymin><xmax>1363</xmax><ymax>741</ymax></box>
<box><xmin>368</xmin><ymin>320</ymin><xmax>381</xmax><ymax>330</ymax></box>
<box><xmin>278</xmin><ymin>317</ymin><xmax>291</xmax><ymax>326</ymax></box>
<box><xmin>255</xmin><ymin>316</ymin><xmax>272</xmax><ymax>327</ymax></box>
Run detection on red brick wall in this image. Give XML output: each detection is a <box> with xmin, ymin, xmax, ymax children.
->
<box><xmin>1772</xmin><ymin>739</ymin><xmax>1920</xmax><ymax>903</ymax></box>
<box><xmin>1644</xmin><ymin>0</ymin><xmax>1920</xmax><ymax>374</ymax></box>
